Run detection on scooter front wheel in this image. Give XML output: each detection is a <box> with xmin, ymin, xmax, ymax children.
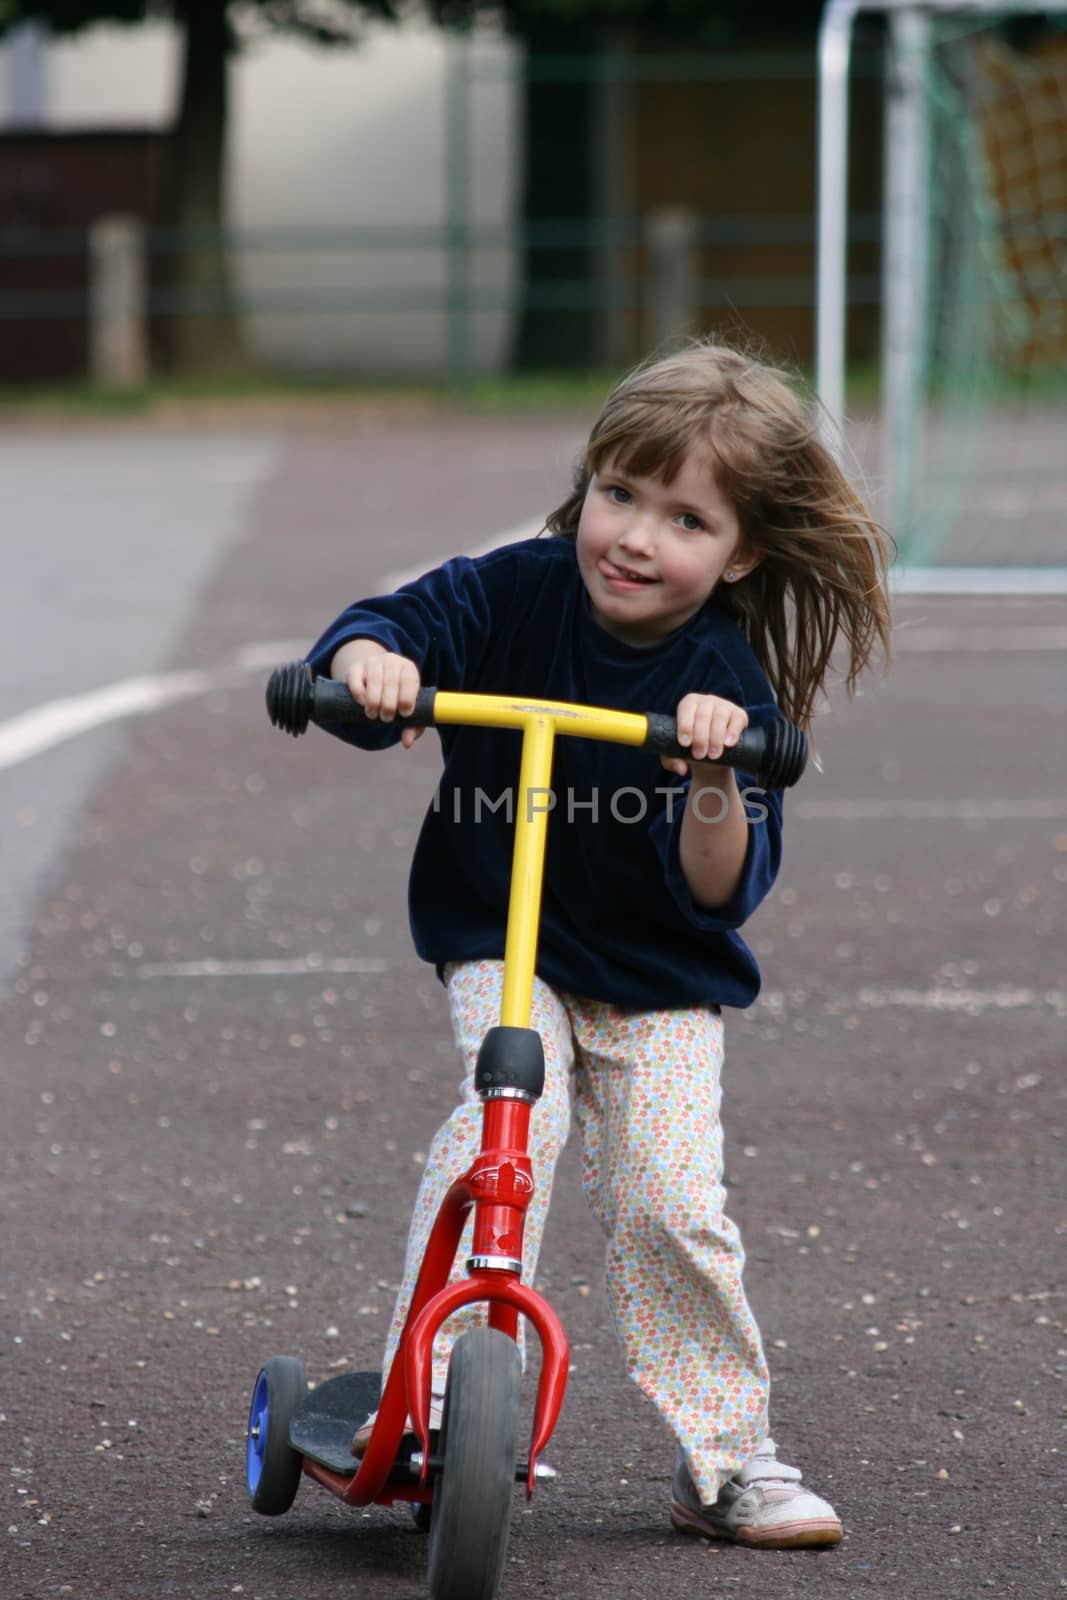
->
<box><xmin>246</xmin><ymin>1355</ymin><xmax>308</xmax><ymax>1515</ymax></box>
<box><xmin>427</xmin><ymin>1328</ymin><xmax>521</xmax><ymax>1600</ymax></box>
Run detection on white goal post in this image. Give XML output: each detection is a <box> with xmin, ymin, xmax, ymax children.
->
<box><xmin>816</xmin><ymin>0</ymin><xmax>1067</xmax><ymax>560</ymax></box>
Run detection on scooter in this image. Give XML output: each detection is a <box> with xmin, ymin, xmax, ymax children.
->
<box><xmin>247</xmin><ymin>661</ymin><xmax>807</xmax><ymax>1600</ymax></box>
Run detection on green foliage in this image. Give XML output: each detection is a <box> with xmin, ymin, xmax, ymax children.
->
<box><xmin>0</xmin><ymin>0</ymin><xmax>827</xmax><ymax>46</ymax></box>
<box><xmin>427</xmin><ymin>0</ymin><xmax>826</xmax><ymax>43</ymax></box>
<box><xmin>2</xmin><ymin>0</ymin><xmax>149</xmax><ymax>31</ymax></box>
<box><xmin>0</xmin><ymin>1</ymin><xmax>403</xmax><ymax>44</ymax></box>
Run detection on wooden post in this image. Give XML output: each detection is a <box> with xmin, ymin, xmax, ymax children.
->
<box><xmin>89</xmin><ymin>216</ymin><xmax>147</xmax><ymax>388</ymax></box>
<box><xmin>645</xmin><ymin>207</ymin><xmax>698</xmax><ymax>350</ymax></box>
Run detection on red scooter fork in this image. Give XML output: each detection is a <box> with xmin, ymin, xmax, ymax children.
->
<box><xmin>406</xmin><ymin>1273</ymin><xmax>569</xmax><ymax>1499</ymax></box>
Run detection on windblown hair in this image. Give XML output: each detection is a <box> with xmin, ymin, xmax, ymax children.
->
<box><xmin>546</xmin><ymin>341</ymin><xmax>893</xmax><ymax>732</ymax></box>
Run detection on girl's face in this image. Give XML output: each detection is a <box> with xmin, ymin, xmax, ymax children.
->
<box><xmin>576</xmin><ymin>445</ymin><xmax>758</xmax><ymax>646</ymax></box>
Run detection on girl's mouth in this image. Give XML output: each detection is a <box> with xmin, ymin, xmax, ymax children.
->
<box><xmin>600</xmin><ymin>558</ymin><xmax>656</xmax><ymax>588</ymax></box>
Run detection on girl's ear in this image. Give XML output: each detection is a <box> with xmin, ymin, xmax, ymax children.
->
<box><xmin>722</xmin><ymin>551</ymin><xmax>761</xmax><ymax>584</ymax></box>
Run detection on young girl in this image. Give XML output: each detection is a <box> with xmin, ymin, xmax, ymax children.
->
<box><xmin>305</xmin><ymin>341</ymin><xmax>891</xmax><ymax>1549</ymax></box>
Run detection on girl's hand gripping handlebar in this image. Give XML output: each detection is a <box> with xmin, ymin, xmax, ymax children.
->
<box><xmin>266</xmin><ymin>661</ymin><xmax>808</xmax><ymax>790</ymax></box>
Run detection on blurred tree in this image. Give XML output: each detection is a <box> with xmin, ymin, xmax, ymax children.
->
<box><xmin>0</xmin><ymin>2</ymin><xmax>402</xmax><ymax>373</ymax></box>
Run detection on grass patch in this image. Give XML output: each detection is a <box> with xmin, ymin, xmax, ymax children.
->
<box><xmin>0</xmin><ymin>362</ymin><xmax>1001</xmax><ymax>423</ymax></box>
<box><xmin>0</xmin><ymin>371</ymin><xmax>446</xmax><ymax>418</ymax></box>
<box><xmin>461</xmin><ymin>370</ymin><xmax>625</xmax><ymax>413</ymax></box>
<box><xmin>0</xmin><ymin>380</ymin><xmax>158</xmax><ymax>416</ymax></box>
<box><xmin>0</xmin><ymin>368</ymin><xmax>624</xmax><ymax>420</ymax></box>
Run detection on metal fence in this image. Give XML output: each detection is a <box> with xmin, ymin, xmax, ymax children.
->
<box><xmin>1</xmin><ymin>43</ymin><xmax>889</xmax><ymax>387</ymax></box>
<box><xmin>0</xmin><ymin>209</ymin><xmax>890</xmax><ymax>388</ymax></box>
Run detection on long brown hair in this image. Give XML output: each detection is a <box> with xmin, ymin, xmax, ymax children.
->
<box><xmin>546</xmin><ymin>341</ymin><xmax>893</xmax><ymax>732</ymax></box>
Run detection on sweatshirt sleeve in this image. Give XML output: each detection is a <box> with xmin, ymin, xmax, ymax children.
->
<box><xmin>647</xmin><ymin>693</ymin><xmax>784</xmax><ymax>934</ymax></box>
<box><xmin>302</xmin><ymin>552</ymin><xmax>510</xmax><ymax>750</ymax></box>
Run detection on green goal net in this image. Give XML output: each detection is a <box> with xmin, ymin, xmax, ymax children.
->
<box><xmin>913</xmin><ymin>13</ymin><xmax>1067</xmax><ymax>569</ymax></box>
<box><xmin>820</xmin><ymin>3</ymin><xmax>1067</xmax><ymax>580</ymax></box>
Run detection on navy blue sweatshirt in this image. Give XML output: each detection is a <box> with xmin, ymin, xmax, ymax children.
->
<box><xmin>305</xmin><ymin>536</ymin><xmax>782</xmax><ymax>1011</ymax></box>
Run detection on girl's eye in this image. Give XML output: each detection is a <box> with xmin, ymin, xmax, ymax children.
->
<box><xmin>678</xmin><ymin>512</ymin><xmax>704</xmax><ymax>532</ymax></box>
<box><xmin>606</xmin><ymin>484</ymin><xmax>631</xmax><ymax>505</ymax></box>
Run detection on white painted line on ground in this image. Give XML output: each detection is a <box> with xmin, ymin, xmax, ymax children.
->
<box><xmin>115</xmin><ymin>962</ymin><xmax>1064</xmax><ymax>1014</ymax></box>
<box><xmin>760</xmin><ymin>985</ymin><xmax>1066</xmax><ymax>1015</ymax></box>
<box><xmin>0</xmin><ymin>671</ymin><xmax>212</xmax><ymax>774</ymax></box>
<box><xmin>232</xmin><ymin>640</ymin><xmax>314</xmax><ymax>671</ymax></box>
<box><xmin>891</xmin><ymin>567</ymin><xmax>1067</xmax><ymax>595</ymax></box>
<box><xmin>124</xmin><ymin>956</ymin><xmax>389</xmax><ymax>979</ymax></box>
<box><xmin>892</xmin><ymin>625</ymin><xmax>1067</xmax><ymax>652</ymax></box>
<box><xmin>849</xmin><ymin>985</ymin><xmax>1065</xmax><ymax>1014</ymax></box>
<box><xmin>794</xmin><ymin>797</ymin><xmax>1067</xmax><ymax>821</ymax></box>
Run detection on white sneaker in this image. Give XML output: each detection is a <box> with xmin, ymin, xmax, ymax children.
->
<box><xmin>350</xmin><ymin>1393</ymin><xmax>444</xmax><ymax>1458</ymax></box>
<box><xmin>670</xmin><ymin>1438</ymin><xmax>843</xmax><ymax>1549</ymax></box>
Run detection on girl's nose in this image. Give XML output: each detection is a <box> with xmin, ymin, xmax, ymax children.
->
<box><xmin>618</xmin><ymin>512</ymin><xmax>655</xmax><ymax>554</ymax></box>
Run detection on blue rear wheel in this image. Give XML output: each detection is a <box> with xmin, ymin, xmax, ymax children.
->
<box><xmin>246</xmin><ymin>1355</ymin><xmax>308</xmax><ymax>1515</ymax></box>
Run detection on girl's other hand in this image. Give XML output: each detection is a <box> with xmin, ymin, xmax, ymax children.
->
<box><xmin>660</xmin><ymin>692</ymin><xmax>748</xmax><ymax>776</ymax></box>
<box><xmin>335</xmin><ymin>642</ymin><xmax>424</xmax><ymax>749</ymax></box>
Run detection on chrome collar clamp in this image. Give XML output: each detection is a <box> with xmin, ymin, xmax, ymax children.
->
<box><xmin>474</xmin><ymin>1025</ymin><xmax>545</xmax><ymax>1104</ymax></box>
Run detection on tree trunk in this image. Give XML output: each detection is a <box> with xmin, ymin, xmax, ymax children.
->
<box><xmin>512</xmin><ymin>34</ymin><xmax>600</xmax><ymax>371</ymax></box>
<box><xmin>167</xmin><ymin>1</ymin><xmax>249</xmax><ymax>376</ymax></box>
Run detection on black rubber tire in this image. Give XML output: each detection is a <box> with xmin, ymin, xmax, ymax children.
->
<box><xmin>426</xmin><ymin>1328</ymin><xmax>521</xmax><ymax>1600</ymax></box>
<box><xmin>247</xmin><ymin>1355</ymin><xmax>308</xmax><ymax>1516</ymax></box>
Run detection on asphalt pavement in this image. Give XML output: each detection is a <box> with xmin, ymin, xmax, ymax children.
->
<box><xmin>1</xmin><ymin>409</ymin><xmax>1064</xmax><ymax>1599</ymax></box>
<box><xmin>0</xmin><ymin>428</ymin><xmax>279</xmax><ymax>984</ymax></box>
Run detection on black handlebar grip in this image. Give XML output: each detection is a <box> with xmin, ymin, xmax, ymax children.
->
<box><xmin>266</xmin><ymin>661</ymin><xmax>438</xmax><ymax>736</ymax></box>
<box><xmin>266</xmin><ymin>660</ymin><xmax>315</xmax><ymax>735</ymax></box>
<box><xmin>643</xmin><ymin>713</ymin><xmax>808</xmax><ymax>789</ymax></box>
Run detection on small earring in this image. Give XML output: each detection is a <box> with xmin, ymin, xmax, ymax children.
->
<box><xmin>724</xmin><ymin>569</ymin><xmax>738</xmax><ymax>582</ymax></box>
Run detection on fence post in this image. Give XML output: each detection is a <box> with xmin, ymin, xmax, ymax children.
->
<box><xmin>881</xmin><ymin>6</ymin><xmax>931</xmax><ymax>557</ymax></box>
<box><xmin>592</xmin><ymin>43</ymin><xmax>632</xmax><ymax>368</ymax></box>
<box><xmin>88</xmin><ymin>215</ymin><xmax>147</xmax><ymax>388</ymax></box>
<box><xmin>644</xmin><ymin>207</ymin><xmax>698</xmax><ymax>350</ymax></box>
<box><xmin>444</xmin><ymin>33</ymin><xmax>473</xmax><ymax>393</ymax></box>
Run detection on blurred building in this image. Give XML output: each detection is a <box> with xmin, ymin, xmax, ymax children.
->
<box><xmin>0</xmin><ymin>17</ymin><xmax>518</xmax><ymax>380</ymax></box>
<box><xmin>1</xmin><ymin>17</ymin><xmax>883</xmax><ymax>382</ymax></box>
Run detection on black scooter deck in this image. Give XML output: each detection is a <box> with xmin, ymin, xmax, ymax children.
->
<box><xmin>289</xmin><ymin>1370</ymin><xmax>431</xmax><ymax>1478</ymax></box>
<box><xmin>289</xmin><ymin>1370</ymin><xmax>384</xmax><ymax>1476</ymax></box>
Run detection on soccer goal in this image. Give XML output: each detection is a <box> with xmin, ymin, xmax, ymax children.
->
<box><xmin>817</xmin><ymin>1</ymin><xmax>1067</xmax><ymax>583</ymax></box>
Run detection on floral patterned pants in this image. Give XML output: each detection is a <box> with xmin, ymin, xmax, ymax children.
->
<box><xmin>381</xmin><ymin>958</ymin><xmax>770</xmax><ymax>1502</ymax></box>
